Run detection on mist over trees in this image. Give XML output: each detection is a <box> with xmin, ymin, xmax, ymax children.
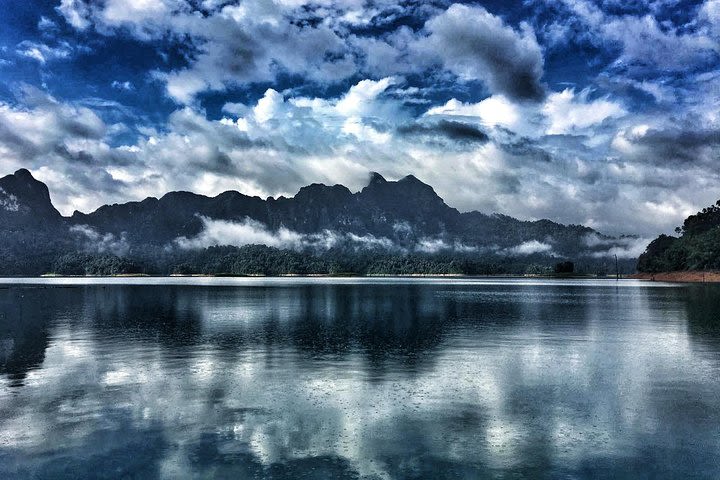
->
<box><xmin>42</xmin><ymin>244</ymin><xmax>634</xmax><ymax>277</ymax></box>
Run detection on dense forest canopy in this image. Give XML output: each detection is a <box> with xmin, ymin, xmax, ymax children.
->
<box><xmin>638</xmin><ymin>200</ymin><xmax>720</xmax><ymax>273</ymax></box>
<box><xmin>46</xmin><ymin>245</ymin><xmax>628</xmax><ymax>277</ymax></box>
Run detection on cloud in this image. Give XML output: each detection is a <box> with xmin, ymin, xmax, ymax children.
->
<box><xmin>0</xmin><ymin>66</ymin><xmax>716</xmax><ymax>240</ymax></box>
<box><xmin>157</xmin><ymin>15</ymin><xmax>357</xmax><ymax>104</ymax></box>
<box><xmin>417</xmin><ymin>4</ymin><xmax>545</xmax><ymax>101</ymax></box>
<box><xmin>344</xmin><ymin>233</ymin><xmax>397</xmax><ymax>251</ymax></box>
<box><xmin>505</xmin><ymin>240</ymin><xmax>554</xmax><ymax>256</ymax></box>
<box><xmin>0</xmin><ymin>87</ymin><xmax>132</xmax><ymax>213</ymax></box>
<box><xmin>335</xmin><ymin>77</ymin><xmax>399</xmax><ymax>117</ymax></box>
<box><xmin>59</xmin><ymin>0</ymin><xmax>359</xmax><ymax>104</ymax></box>
<box><xmin>396</xmin><ymin>120</ymin><xmax>489</xmax><ymax>145</ymax></box>
<box><xmin>426</xmin><ymin>95</ymin><xmax>541</xmax><ymax>137</ymax></box>
<box><xmin>612</xmin><ymin>124</ymin><xmax>720</xmax><ymax>164</ymax></box>
<box><xmin>175</xmin><ymin>216</ymin><xmax>306</xmax><ymax>250</ymax></box>
<box><xmin>700</xmin><ymin>0</ymin><xmax>720</xmax><ymax>38</ymax></box>
<box><xmin>602</xmin><ymin>15</ymin><xmax>718</xmax><ymax>72</ymax></box>
<box><xmin>415</xmin><ymin>238</ymin><xmax>478</xmax><ymax>254</ymax></box>
<box><xmin>174</xmin><ymin>216</ymin><xmax>399</xmax><ymax>252</ymax></box>
<box><xmin>37</xmin><ymin>16</ymin><xmax>58</xmax><ymax>32</ymax></box>
<box><xmin>0</xmin><ymin>87</ymin><xmax>107</xmax><ymax>157</ymax></box>
<box><xmin>558</xmin><ymin>0</ymin><xmax>720</xmax><ymax>74</ymax></box>
<box><xmin>174</xmin><ymin>216</ymin><xmax>491</xmax><ymax>254</ymax></box>
<box><xmin>584</xmin><ymin>233</ymin><xmax>651</xmax><ymax>259</ymax></box>
<box><xmin>543</xmin><ymin>89</ymin><xmax>626</xmax><ymax>135</ymax></box>
<box><xmin>427</xmin><ymin>88</ymin><xmax>625</xmax><ymax>137</ymax></box>
<box><xmin>54</xmin><ymin>2</ymin><xmax>547</xmax><ymax>104</ymax></box>
<box><xmin>56</xmin><ymin>0</ymin><xmax>92</xmax><ymax>30</ymax></box>
<box><xmin>70</xmin><ymin>224</ymin><xmax>131</xmax><ymax>256</ymax></box>
<box><xmin>111</xmin><ymin>81</ymin><xmax>133</xmax><ymax>91</ymax></box>
<box><xmin>16</xmin><ymin>41</ymin><xmax>74</xmax><ymax>63</ymax></box>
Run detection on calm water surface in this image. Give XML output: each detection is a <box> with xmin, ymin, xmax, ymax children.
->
<box><xmin>1</xmin><ymin>278</ymin><xmax>719</xmax><ymax>479</ymax></box>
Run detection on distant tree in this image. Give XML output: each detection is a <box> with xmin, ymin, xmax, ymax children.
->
<box><xmin>51</xmin><ymin>253</ymin><xmax>141</xmax><ymax>276</ymax></box>
<box><xmin>525</xmin><ymin>264</ymin><xmax>552</xmax><ymax>275</ymax></box>
<box><xmin>554</xmin><ymin>261</ymin><xmax>574</xmax><ymax>274</ymax></box>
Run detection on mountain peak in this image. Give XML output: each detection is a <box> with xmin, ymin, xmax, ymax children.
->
<box><xmin>367</xmin><ymin>172</ymin><xmax>387</xmax><ymax>186</ymax></box>
<box><xmin>0</xmin><ymin>168</ymin><xmax>61</xmax><ymax>221</ymax></box>
<box><xmin>395</xmin><ymin>175</ymin><xmax>437</xmax><ymax>197</ymax></box>
<box><xmin>399</xmin><ymin>174</ymin><xmax>424</xmax><ymax>185</ymax></box>
<box><xmin>356</xmin><ymin>171</ymin><xmax>456</xmax><ymax>230</ymax></box>
<box><xmin>13</xmin><ymin>168</ymin><xmax>33</xmax><ymax>179</ymax></box>
<box><xmin>295</xmin><ymin>183</ymin><xmax>352</xmax><ymax>203</ymax></box>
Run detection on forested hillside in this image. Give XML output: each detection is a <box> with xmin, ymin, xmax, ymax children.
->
<box><xmin>638</xmin><ymin>201</ymin><xmax>720</xmax><ymax>273</ymax></box>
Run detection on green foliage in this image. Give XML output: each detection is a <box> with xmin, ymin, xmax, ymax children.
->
<box><xmin>524</xmin><ymin>264</ymin><xmax>553</xmax><ymax>275</ymax></box>
<box><xmin>678</xmin><ymin>201</ymin><xmax>720</xmax><ymax>236</ymax></box>
<box><xmin>170</xmin><ymin>245</ymin><xmax>339</xmax><ymax>276</ymax></box>
<box><xmin>26</xmin><ymin>243</ymin><xmax>636</xmax><ymax>277</ymax></box>
<box><xmin>0</xmin><ymin>234</ymin><xmax>72</xmax><ymax>276</ymax></box>
<box><xmin>637</xmin><ymin>234</ymin><xmax>678</xmax><ymax>272</ymax></box>
<box><xmin>637</xmin><ymin>201</ymin><xmax>720</xmax><ymax>273</ymax></box>
<box><xmin>51</xmin><ymin>253</ymin><xmax>142</xmax><ymax>276</ymax></box>
<box><xmin>364</xmin><ymin>255</ymin><xmax>462</xmax><ymax>275</ymax></box>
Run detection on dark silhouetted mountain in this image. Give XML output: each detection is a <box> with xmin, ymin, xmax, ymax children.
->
<box><xmin>68</xmin><ymin>172</ymin><xmax>466</xmax><ymax>244</ymax></box>
<box><xmin>0</xmin><ymin>169</ymin><xmax>62</xmax><ymax>230</ymax></box>
<box><xmin>70</xmin><ymin>190</ymin><xmax>269</xmax><ymax>244</ymax></box>
<box><xmin>0</xmin><ymin>170</ymin><xmax>66</xmax><ymax>275</ymax></box>
<box><xmin>0</xmin><ymin>169</ymin><xmax>639</xmax><ymax>275</ymax></box>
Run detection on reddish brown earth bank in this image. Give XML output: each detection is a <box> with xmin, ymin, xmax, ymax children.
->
<box><xmin>630</xmin><ymin>271</ymin><xmax>720</xmax><ymax>283</ymax></box>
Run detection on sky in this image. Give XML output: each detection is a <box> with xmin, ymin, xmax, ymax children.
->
<box><xmin>0</xmin><ymin>0</ymin><xmax>718</xmax><ymax>236</ymax></box>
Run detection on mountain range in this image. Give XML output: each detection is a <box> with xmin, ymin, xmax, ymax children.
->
<box><xmin>0</xmin><ymin>168</ymin><xmax>641</xmax><ymax>275</ymax></box>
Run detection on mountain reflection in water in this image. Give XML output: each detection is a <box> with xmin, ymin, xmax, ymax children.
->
<box><xmin>0</xmin><ymin>279</ymin><xmax>719</xmax><ymax>479</ymax></box>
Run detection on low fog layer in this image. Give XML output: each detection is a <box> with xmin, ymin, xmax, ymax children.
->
<box><xmin>167</xmin><ymin>216</ymin><xmax>648</xmax><ymax>260</ymax></box>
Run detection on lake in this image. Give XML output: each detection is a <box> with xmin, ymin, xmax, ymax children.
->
<box><xmin>1</xmin><ymin>278</ymin><xmax>719</xmax><ymax>479</ymax></box>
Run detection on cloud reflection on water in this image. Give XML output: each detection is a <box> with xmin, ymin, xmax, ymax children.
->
<box><xmin>0</xmin><ymin>281</ymin><xmax>719</xmax><ymax>479</ymax></box>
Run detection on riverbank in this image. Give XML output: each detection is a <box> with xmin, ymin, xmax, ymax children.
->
<box><xmin>630</xmin><ymin>271</ymin><xmax>720</xmax><ymax>283</ymax></box>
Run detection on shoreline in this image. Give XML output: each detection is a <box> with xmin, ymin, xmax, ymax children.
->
<box><xmin>630</xmin><ymin>271</ymin><xmax>720</xmax><ymax>283</ymax></box>
<box><xmin>31</xmin><ymin>273</ymin><xmax>625</xmax><ymax>279</ymax></box>
<box><xmin>24</xmin><ymin>272</ymin><xmax>720</xmax><ymax>284</ymax></box>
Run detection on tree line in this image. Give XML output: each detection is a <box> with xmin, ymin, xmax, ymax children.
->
<box><xmin>32</xmin><ymin>244</ymin><xmax>633</xmax><ymax>277</ymax></box>
<box><xmin>638</xmin><ymin>200</ymin><xmax>720</xmax><ymax>272</ymax></box>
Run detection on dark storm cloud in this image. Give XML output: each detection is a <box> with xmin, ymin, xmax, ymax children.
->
<box><xmin>625</xmin><ymin>126</ymin><xmax>720</xmax><ymax>163</ymax></box>
<box><xmin>52</xmin><ymin>143</ymin><xmax>137</xmax><ymax>167</ymax></box>
<box><xmin>53</xmin><ymin>145</ymin><xmax>96</xmax><ymax>164</ymax></box>
<box><xmin>0</xmin><ymin>121</ymin><xmax>40</xmax><ymax>156</ymax></box>
<box><xmin>189</xmin><ymin>149</ymin><xmax>237</xmax><ymax>175</ymax></box>
<box><xmin>419</xmin><ymin>4</ymin><xmax>546</xmax><ymax>101</ymax></box>
<box><xmin>397</xmin><ymin>120</ymin><xmax>489</xmax><ymax>144</ymax></box>
<box><xmin>499</xmin><ymin>136</ymin><xmax>553</xmax><ymax>163</ymax></box>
